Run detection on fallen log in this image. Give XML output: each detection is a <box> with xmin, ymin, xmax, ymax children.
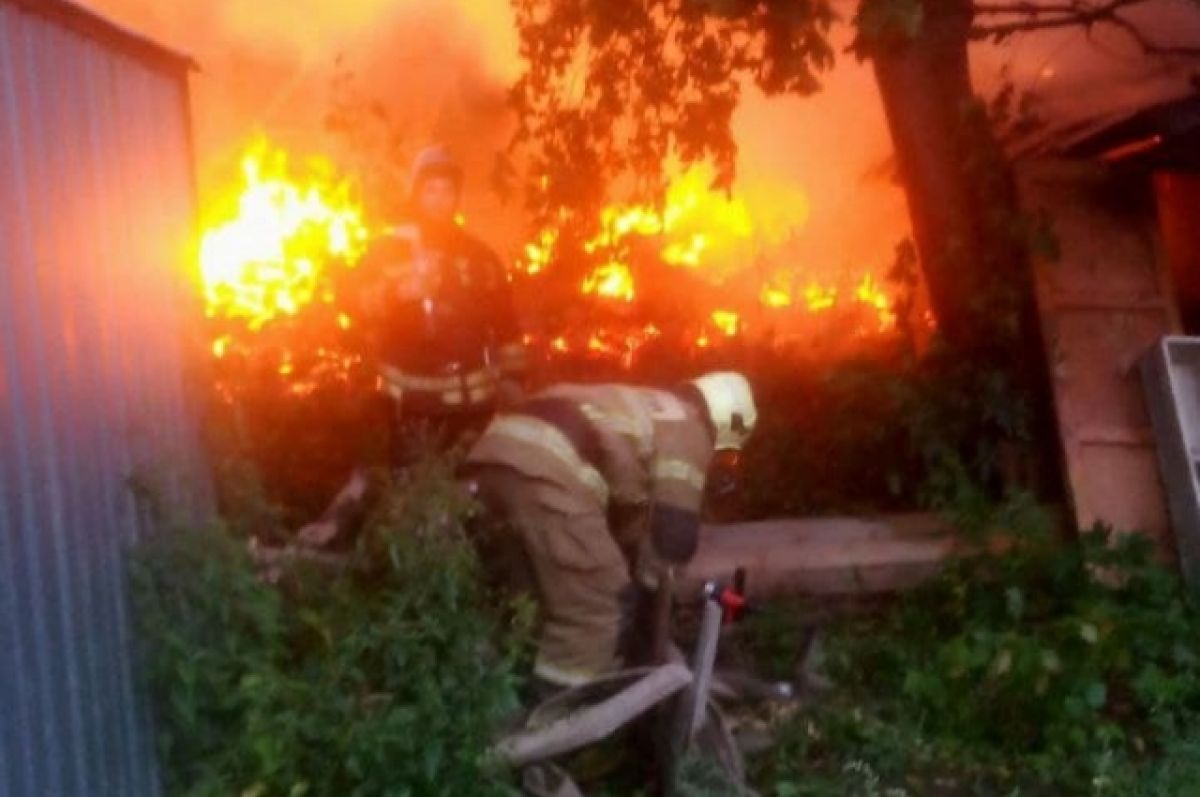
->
<box><xmin>492</xmin><ymin>663</ymin><xmax>693</xmax><ymax>768</ymax></box>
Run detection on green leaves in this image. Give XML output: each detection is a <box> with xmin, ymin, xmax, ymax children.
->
<box><xmin>130</xmin><ymin>463</ymin><xmax>530</xmax><ymax>796</ymax></box>
<box><xmin>508</xmin><ymin>0</ymin><xmax>836</xmax><ymax>228</ymax></box>
<box><xmin>730</xmin><ymin>319</ymin><xmax>1040</xmax><ymax>521</ymax></box>
<box><xmin>1085</xmin><ymin>680</ymin><xmax>1109</xmax><ymax>710</ymax></box>
<box><xmin>851</xmin><ymin>0</ymin><xmax>924</xmax><ymax>57</ymax></box>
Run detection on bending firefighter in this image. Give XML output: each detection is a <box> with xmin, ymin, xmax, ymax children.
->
<box><xmin>463</xmin><ymin>373</ymin><xmax>757</xmax><ymax>688</ymax></box>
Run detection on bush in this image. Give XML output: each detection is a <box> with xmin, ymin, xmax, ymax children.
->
<box><xmin>733</xmin><ymin>342</ymin><xmax>1046</xmax><ymax>520</ymax></box>
<box><xmin>749</xmin><ymin>501</ymin><xmax>1200</xmax><ymax>795</ymax></box>
<box><xmin>130</xmin><ymin>458</ymin><xmax>531</xmax><ymax>796</ymax></box>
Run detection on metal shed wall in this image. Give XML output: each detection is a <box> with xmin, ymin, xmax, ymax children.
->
<box><xmin>0</xmin><ymin>3</ymin><xmax>208</xmax><ymax>795</ymax></box>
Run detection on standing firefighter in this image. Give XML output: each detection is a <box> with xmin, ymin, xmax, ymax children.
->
<box><xmin>360</xmin><ymin>144</ymin><xmax>526</xmax><ymax>462</ymax></box>
<box><xmin>299</xmin><ymin>147</ymin><xmax>525</xmax><ymax>545</ymax></box>
<box><xmin>463</xmin><ymin>373</ymin><xmax>757</xmax><ymax>689</ymax></box>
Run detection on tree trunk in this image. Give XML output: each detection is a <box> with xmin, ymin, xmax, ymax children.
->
<box><xmin>870</xmin><ymin>0</ymin><xmax>1061</xmax><ymax>496</ymax></box>
<box><xmin>871</xmin><ymin>0</ymin><xmax>1034</xmax><ymax>354</ymax></box>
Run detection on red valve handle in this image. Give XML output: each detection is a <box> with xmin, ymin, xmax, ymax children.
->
<box><xmin>717</xmin><ymin>586</ymin><xmax>747</xmax><ymax>624</ymax></box>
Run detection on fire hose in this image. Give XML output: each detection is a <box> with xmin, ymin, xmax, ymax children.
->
<box><xmin>494</xmin><ymin>567</ymin><xmax>789</xmax><ymax>795</ymax></box>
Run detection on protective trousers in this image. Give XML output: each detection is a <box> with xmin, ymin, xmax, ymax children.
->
<box><xmin>469</xmin><ymin>464</ymin><xmax>635</xmax><ymax>687</ymax></box>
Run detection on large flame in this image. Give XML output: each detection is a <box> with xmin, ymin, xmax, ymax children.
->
<box><xmin>565</xmin><ymin>165</ymin><xmax>762</xmax><ymax>288</ymax></box>
<box><xmin>199</xmin><ymin>138</ymin><xmax>369</xmax><ymax>332</ymax></box>
<box><xmin>199</xmin><ymin>140</ymin><xmax>906</xmax><ymax>385</ymax></box>
<box><xmin>523</xmin><ymin>164</ymin><xmax>900</xmax><ymax>345</ymax></box>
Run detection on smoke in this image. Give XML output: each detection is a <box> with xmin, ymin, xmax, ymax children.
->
<box><xmin>80</xmin><ymin>0</ymin><xmax>520</xmax><ymax>238</ymax></box>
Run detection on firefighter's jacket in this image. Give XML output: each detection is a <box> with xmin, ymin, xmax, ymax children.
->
<box><xmin>466</xmin><ymin>383</ymin><xmax>714</xmax><ymax>572</ymax></box>
<box><xmin>358</xmin><ymin>223</ymin><xmax>526</xmax><ymax>414</ymax></box>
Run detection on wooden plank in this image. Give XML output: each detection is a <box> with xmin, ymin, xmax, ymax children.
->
<box><xmin>682</xmin><ymin>509</ymin><xmax>1070</xmax><ymax>599</ymax></box>
<box><xmin>1051</xmin><ymin>293</ymin><xmax>1179</xmax><ymax>312</ymax></box>
<box><xmin>1070</xmin><ymin>426</ymin><xmax>1156</xmax><ymax>447</ymax></box>
<box><xmin>1019</xmin><ymin>159</ymin><xmax>1178</xmax><ymax>552</ymax></box>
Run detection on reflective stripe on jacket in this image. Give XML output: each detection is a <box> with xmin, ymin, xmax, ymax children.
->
<box><xmin>465</xmin><ymin>383</ymin><xmax>713</xmax><ymax>546</ymax></box>
<box><xmin>379</xmin><ymin>363</ymin><xmax>500</xmax><ymax>411</ymax></box>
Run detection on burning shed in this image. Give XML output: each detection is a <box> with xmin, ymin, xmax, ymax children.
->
<box><xmin>0</xmin><ymin>2</ymin><xmax>206</xmax><ymax>795</ymax></box>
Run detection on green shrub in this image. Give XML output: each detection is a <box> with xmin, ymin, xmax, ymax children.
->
<box><xmin>131</xmin><ymin>458</ymin><xmax>531</xmax><ymax>796</ymax></box>
<box><xmin>750</xmin><ymin>502</ymin><xmax>1200</xmax><ymax>795</ymax></box>
<box><xmin>728</xmin><ymin>338</ymin><xmax>1046</xmax><ymax>520</ymax></box>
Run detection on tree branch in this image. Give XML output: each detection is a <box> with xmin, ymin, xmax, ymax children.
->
<box><xmin>973</xmin><ymin>1</ymin><xmax>1110</xmax><ymax>15</ymax></box>
<box><xmin>971</xmin><ymin>0</ymin><xmax>1200</xmax><ymax>58</ymax></box>
<box><xmin>1108</xmin><ymin>11</ymin><xmax>1200</xmax><ymax>57</ymax></box>
<box><xmin>971</xmin><ymin>0</ymin><xmax>1144</xmax><ymax>37</ymax></box>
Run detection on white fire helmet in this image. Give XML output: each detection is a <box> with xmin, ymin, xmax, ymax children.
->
<box><xmin>690</xmin><ymin>372</ymin><xmax>757</xmax><ymax>451</ymax></box>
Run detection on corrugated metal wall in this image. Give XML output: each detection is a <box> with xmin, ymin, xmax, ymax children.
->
<box><xmin>0</xmin><ymin>3</ymin><xmax>209</xmax><ymax>795</ymax></box>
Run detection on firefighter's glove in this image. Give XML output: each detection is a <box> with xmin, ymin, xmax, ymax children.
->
<box><xmin>649</xmin><ymin>503</ymin><xmax>700</xmax><ymax>564</ymax></box>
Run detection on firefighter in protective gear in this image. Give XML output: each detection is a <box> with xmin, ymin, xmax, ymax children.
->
<box><xmin>297</xmin><ymin>147</ymin><xmax>525</xmax><ymax>549</ymax></box>
<box><xmin>463</xmin><ymin>373</ymin><xmax>757</xmax><ymax>688</ymax></box>
<box><xmin>358</xmin><ymin>144</ymin><xmax>526</xmax><ymax>462</ymax></box>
